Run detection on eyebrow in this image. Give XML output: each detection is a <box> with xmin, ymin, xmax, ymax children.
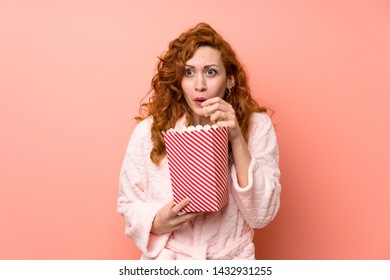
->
<box><xmin>184</xmin><ymin>64</ymin><xmax>219</xmax><ymax>68</ymax></box>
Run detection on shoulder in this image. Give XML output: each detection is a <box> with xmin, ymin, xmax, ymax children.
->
<box><xmin>127</xmin><ymin>117</ymin><xmax>153</xmax><ymax>149</ymax></box>
<box><xmin>249</xmin><ymin>112</ymin><xmax>273</xmax><ymax>134</ymax></box>
<box><xmin>250</xmin><ymin>112</ymin><xmax>271</xmax><ymax>122</ymax></box>
<box><xmin>247</xmin><ymin>112</ymin><xmax>278</xmax><ymax>152</ymax></box>
<box><xmin>132</xmin><ymin>116</ymin><xmax>153</xmax><ymax>136</ymax></box>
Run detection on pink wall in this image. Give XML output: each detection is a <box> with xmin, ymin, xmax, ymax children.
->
<box><xmin>1</xmin><ymin>0</ymin><xmax>389</xmax><ymax>259</ymax></box>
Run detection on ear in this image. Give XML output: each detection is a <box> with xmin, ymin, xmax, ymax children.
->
<box><xmin>226</xmin><ymin>75</ymin><xmax>235</xmax><ymax>89</ymax></box>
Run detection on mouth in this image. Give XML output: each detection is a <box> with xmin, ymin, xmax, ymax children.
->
<box><xmin>194</xmin><ymin>97</ymin><xmax>207</xmax><ymax>105</ymax></box>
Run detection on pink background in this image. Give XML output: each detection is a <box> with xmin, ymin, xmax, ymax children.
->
<box><xmin>1</xmin><ymin>0</ymin><xmax>389</xmax><ymax>259</ymax></box>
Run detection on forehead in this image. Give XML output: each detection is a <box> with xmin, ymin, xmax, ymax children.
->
<box><xmin>185</xmin><ymin>46</ymin><xmax>223</xmax><ymax>66</ymax></box>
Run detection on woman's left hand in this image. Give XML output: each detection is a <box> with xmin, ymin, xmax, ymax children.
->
<box><xmin>202</xmin><ymin>97</ymin><xmax>242</xmax><ymax>142</ymax></box>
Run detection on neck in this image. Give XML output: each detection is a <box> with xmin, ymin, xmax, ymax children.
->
<box><xmin>191</xmin><ymin>114</ymin><xmax>212</xmax><ymax>126</ymax></box>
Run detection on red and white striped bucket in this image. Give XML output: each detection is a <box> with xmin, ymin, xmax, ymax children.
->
<box><xmin>163</xmin><ymin>125</ymin><xmax>229</xmax><ymax>212</ymax></box>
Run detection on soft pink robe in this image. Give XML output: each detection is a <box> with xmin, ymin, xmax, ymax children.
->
<box><xmin>117</xmin><ymin>113</ymin><xmax>281</xmax><ymax>259</ymax></box>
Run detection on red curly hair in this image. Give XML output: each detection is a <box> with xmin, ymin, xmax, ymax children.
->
<box><xmin>136</xmin><ymin>22</ymin><xmax>267</xmax><ymax>165</ymax></box>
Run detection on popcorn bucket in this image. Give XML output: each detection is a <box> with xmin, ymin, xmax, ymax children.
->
<box><xmin>163</xmin><ymin>125</ymin><xmax>229</xmax><ymax>212</ymax></box>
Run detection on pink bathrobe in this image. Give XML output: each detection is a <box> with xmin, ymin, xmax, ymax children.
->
<box><xmin>117</xmin><ymin>112</ymin><xmax>281</xmax><ymax>260</ymax></box>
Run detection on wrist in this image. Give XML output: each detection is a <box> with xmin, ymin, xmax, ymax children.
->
<box><xmin>230</xmin><ymin>132</ymin><xmax>245</xmax><ymax>147</ymax></box>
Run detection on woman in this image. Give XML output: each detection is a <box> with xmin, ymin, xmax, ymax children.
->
<box><xmin>117</xmin><ymin>22</ymin><xmax>281</xmax><ymax>260</ymax></box>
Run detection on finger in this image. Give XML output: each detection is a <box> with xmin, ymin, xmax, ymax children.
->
<box><xmin>175</xmin><ymin>212</ymin><xmax>200</xmax><ymax>224</ymax></box>
<box><xmin>166</xmin><ymin>200</ymin><xmax>175</xmax><ymax>208</ymax></box>
<box><xmin>171</xmin><ymin>198</ymin><xmax>190</xmax><ymax>215</ymax></box>
<box><xmin>177</xmin><ymin>211</ymin><xmax>186</xmax><ymax>216</ymax></box>
<box><xmin>159</xmin><ymin>200</ymin><xmax>174</xmax><ymax>213</ymax></box>
<box><xmin>210</xmin><ymin>110</ymin><xmax>229</xmax><ymax>123</ymax></box>
<box><xmin>202</xmin><ymin>105</ymin><xmax>210</xmax><ymax>116</ymax></box>
<box><xmin>202</xmin><ymin>100</ymin><xmax>230</xmax><ymax>117</ymax></box>
<box><xmin>216</xmin><ymin>119</ymin><xmax>232</xmax><ymax>128</ymax></box>
<box><xmin>201</xmin><ymin>96</ymin><xmax>225</xmax><ymax>106</ymax></box>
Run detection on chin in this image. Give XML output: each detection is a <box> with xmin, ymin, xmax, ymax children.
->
<box><xmin>196</xmin><ymin>109</ymin><xmax>205</xmax><ymax>116</ymax></box>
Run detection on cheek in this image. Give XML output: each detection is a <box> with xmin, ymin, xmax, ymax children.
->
<box><xmin>181</xmin><ymin>83</ymin><xmax>190</xmax><ymax>99</ymax></box>
<box><xmin>181</xmin><ymin>80</ymin><xmax>190</xmax><ymax>95</ymax></box>
<box><xmin>183</xmin><ymin>93</ymin><xmax>191</xmax><ymax>105</ymax></box>
<box><xmin>219</xmin><ymin>84</ymin><xmax>226</xmax><ymax>96</ymax></box>
<box><xmin>213</xmin><ymin>81</ymin><xmax>227</xmax><ymax>97</ymax></box>
<box><xmin>181</xmin><ymin>85</ymin><xmax>193</xmax><ymax>107</ymax></box>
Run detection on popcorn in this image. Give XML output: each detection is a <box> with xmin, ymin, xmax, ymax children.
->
<box><xmin>163</xmin><ymin>125</ymin><xmax>229</xmax><ymax>212</ymax></box>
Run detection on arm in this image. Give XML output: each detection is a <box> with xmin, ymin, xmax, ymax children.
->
<box><xmin>201</xmin><ymin>97</ymin><xmax>251</xmax><ymax>186</ymax></box>
<box><xmin>117</xmin><ymin>119</ymin><xmax>171</xmax><ymax>258</ymax></box>
<box><xmin>230</xmin><ymin>113</ymin><xmax>281</xmax><ymax>229</ymax></box>
<box><xmin>201</xmin><ymin>98</ymin><xmax>281</xmax><ymax>228</ymax></box>
<box><xmin>230</xmin><ymin>132</ymin><xmax>252</xmax><ymax>187</ymax></box>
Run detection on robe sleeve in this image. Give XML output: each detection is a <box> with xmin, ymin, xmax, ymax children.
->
<box><xmin>230</xmin><ymin>113</ymin><xmax>281</xmax><ymax>228</ymax></box>
<box><xmin>117</xmin><ymin>119</ymin><xmax>170</xmax><ymax>258</ymax></box>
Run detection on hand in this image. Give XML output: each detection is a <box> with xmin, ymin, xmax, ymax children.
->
<box><xmin>151</xmin><ymin>199</ymin><xmax>199</xmax><ymax>235</ymax></box>
<box><xmin>203</xmin><ymin>97</ymin><xmax>251</xmax><ymax>187</ymax></box>
<box><xmin>202</xmin><ymin>97</ymin><xmax>242</xmax><ymax>142</ymax></box>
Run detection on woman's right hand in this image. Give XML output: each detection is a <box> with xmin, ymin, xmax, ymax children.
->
<box><xmin>150</xmin><ymin>199</ymin><xmax>199</xmax><ymax>235</ymax></box>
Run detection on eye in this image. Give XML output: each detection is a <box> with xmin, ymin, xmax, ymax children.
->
<box><xmin>206</xmin><ymin>68</ymin><xmax>217</xmax><ymax>76</ymax></box>
<box><xmin>185</xmin><ymin>68</ymin><xmax>194</xmax><ymax>76</ymax></box>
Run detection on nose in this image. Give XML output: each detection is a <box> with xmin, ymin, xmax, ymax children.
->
<box><xmin>195</xmin><ymin>74</ymin><xmax>206</xmax><ymax>92</ymax></box>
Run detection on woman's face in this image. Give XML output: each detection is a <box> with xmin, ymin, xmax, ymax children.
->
<box><xmin>181</xmin><ymin>46</ymin><xmax>234</xmax><ymax>125</ymax></box>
